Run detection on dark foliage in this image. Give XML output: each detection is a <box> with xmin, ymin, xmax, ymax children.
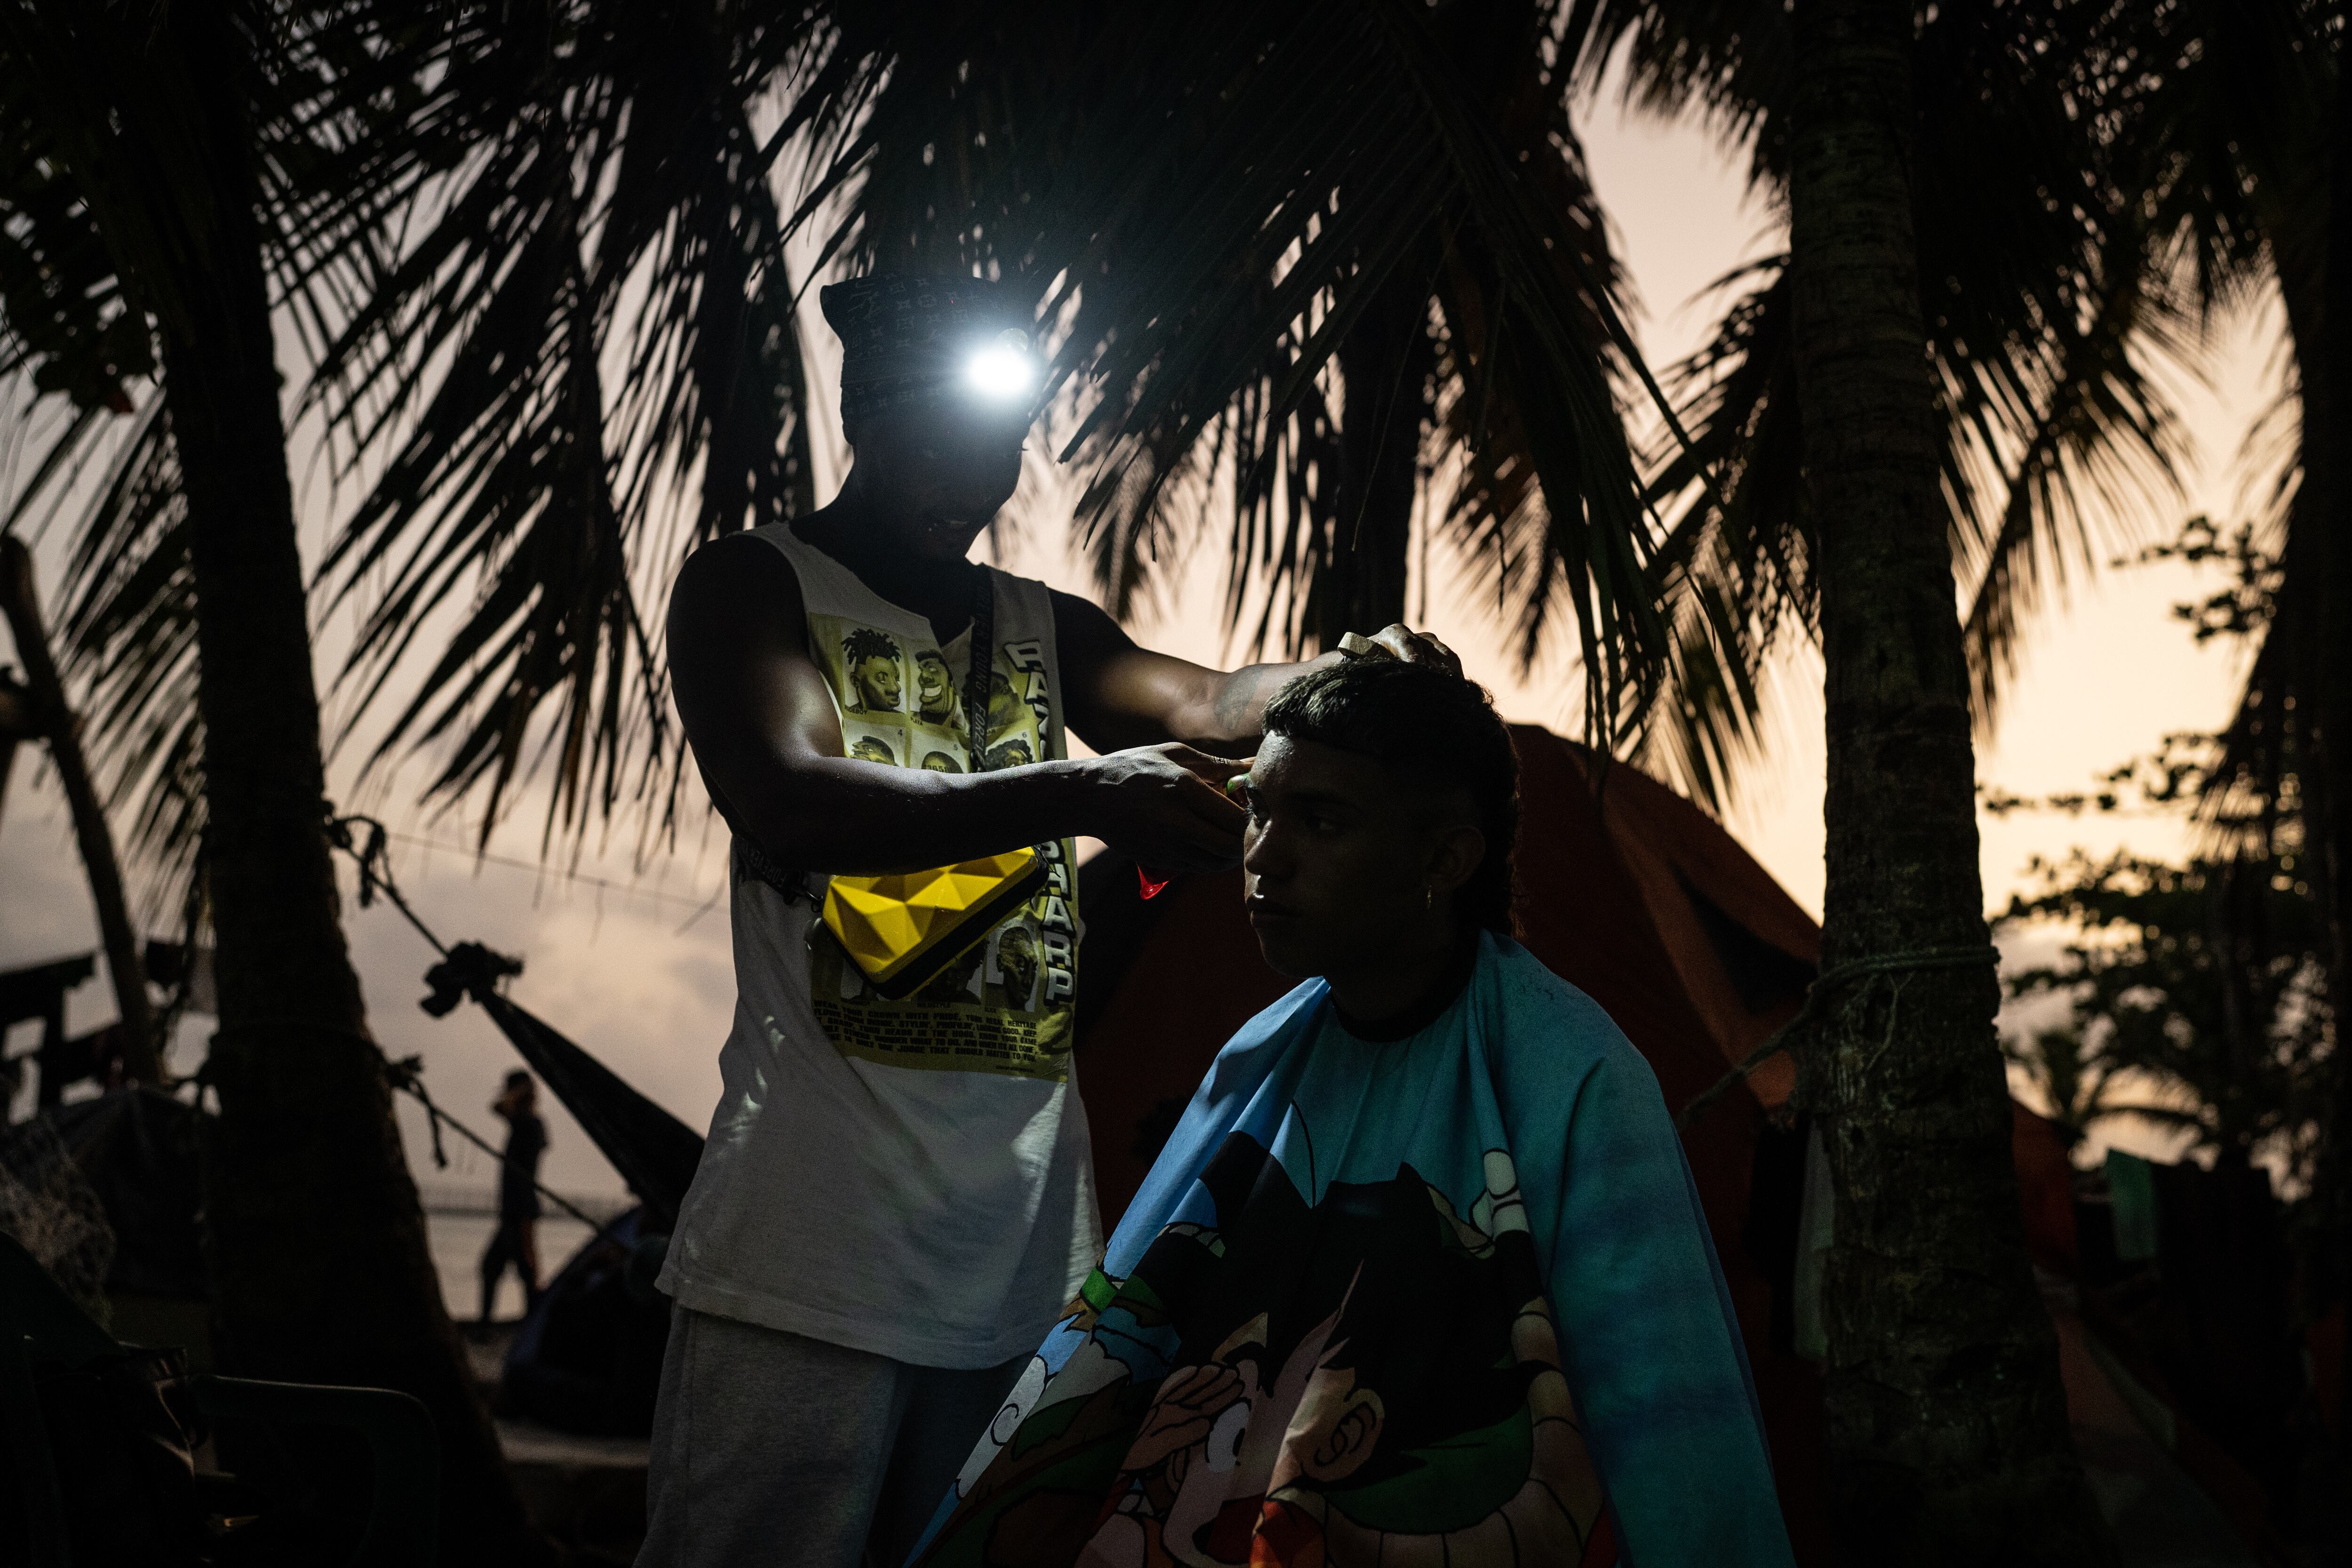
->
<box><xmin>2001</xmin><ymin>848</ymin><xmax>2331</xmax><ymax>1181</ymax></box>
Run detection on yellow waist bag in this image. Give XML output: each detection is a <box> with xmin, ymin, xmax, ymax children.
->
<box><xmin>821</xmin><ymin>848</ymin><xmax>1048</xmax><ymax>999</ymax></box>
<box><xmin>817</xmin><ymin>574</ymin><xmax>1048</xmax><ymax>1000</ymax></box>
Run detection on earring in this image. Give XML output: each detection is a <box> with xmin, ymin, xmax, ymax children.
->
<box><xmin>1424</xmin><ymin>885</ymin><xmax>1433</xmax><ymax>914</ymax></box>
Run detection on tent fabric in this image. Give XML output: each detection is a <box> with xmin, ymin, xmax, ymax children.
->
<box><xmin>1533</xmin><ymin>739</ymin><xmax>1817</xmax><ymax>1112</ymax></box>
<box><xmin>502</xmin><ymin>1207</ymin><xmax>669</xmax><ymax>1437</ymax></box>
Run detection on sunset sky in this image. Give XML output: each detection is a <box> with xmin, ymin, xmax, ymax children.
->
<box><xmin>0</xmin><ymin>76</ymin><xmax>2284</xmax><ymax>1201</ymax></box>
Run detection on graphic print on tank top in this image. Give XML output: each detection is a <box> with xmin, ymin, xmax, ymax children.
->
<box><xmin>804</xmin><ymin>604</ymin><xmax>1081</xmax><ymax>1082</ymax></box>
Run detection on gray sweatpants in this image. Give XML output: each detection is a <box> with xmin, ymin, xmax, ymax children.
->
<box><xmin>636</xmin><ymin>1306</ymin><xmax>1027</xmax><ymax>1568</ymax></box>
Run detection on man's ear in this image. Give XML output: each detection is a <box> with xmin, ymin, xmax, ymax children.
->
<box><xmin>1426</xmin><ymin>821</ymin><xmax>1486</xmax><ymax>897</ymax></box>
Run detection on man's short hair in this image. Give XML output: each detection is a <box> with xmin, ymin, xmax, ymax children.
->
<box><xmin>504</xmin><ymin>1069</ymin><xmax>534</xmax><ymax>1091</ymax></box>
<box><xmin>1263</xmin><ymin>658</ymin><xmax>1520</xmax><ymax>932</ymax></box>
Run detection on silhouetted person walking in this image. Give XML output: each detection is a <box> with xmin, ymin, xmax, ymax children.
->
<box><xmin>478</xmin><ymin>1069</ymin><xmax>546</xmax><ymax>1323</ymax></box>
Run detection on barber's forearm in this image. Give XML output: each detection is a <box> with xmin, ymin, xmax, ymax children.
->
<box><xmin>723</xmin><ymin>754</ymin><xmax>1097</xmax><ymax>875</ymax></box>
<box><xmin>1174</xmin><ymin>654</ymin><xmax>1340</xmax><ymax>749</ymax></box>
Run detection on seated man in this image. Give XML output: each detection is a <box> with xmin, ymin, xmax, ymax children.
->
<box><xmin>914</xmin><ymin>658</ymin><xmax>1795</xmax><ymax>1567</ymax></box>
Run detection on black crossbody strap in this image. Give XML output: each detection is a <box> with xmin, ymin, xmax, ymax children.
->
<box><xmin>963</xmin><ymin>565</ymin><xmax>997</xmax><ymax>772</ymax></box>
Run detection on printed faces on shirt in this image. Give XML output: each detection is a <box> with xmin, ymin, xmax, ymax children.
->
<box><xmin>818</xmin><ymin>619</ymin><xmax>970</xmax><ymax>773</ymax></box>
<box><xmin>812</xmin><ymin>613</ymin><xmax>1052</xmax><ymax>781</ymax></box>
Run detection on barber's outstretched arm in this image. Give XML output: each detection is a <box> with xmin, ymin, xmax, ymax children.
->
<box><xmin>1050</xmin><ymin>589</ymin><xmax>1460</xmax><ymax>753</ymax></box>
<box><xmin>670</xmin><ymin>536</ymin><xmax>1247</xmax><ymax>876</ymax></box>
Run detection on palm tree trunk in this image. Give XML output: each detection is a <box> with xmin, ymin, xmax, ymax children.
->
<box><xmin>95</xmin><ymin>7</ymin><xmax>542</xmax><ymax>1561</ymax></box>
<box><xmin>2242</xmin><ymin>83</ymin><xmax>2352</xmax><ymax>1302</ymax></box>
<box><xmin>2317</xmin><ymin>37</ymin><xmax>2352</xmax><ymax>1310</ymax></box>
<box><xmin>1784</xmin><ymin>0</ymin><xmax>2111</xmax><ymax>1560</ymax></box>
<box><xmin>0</xmin><ymin>671</ymin><xmax>26</xmax><ymax>829</ymax></box>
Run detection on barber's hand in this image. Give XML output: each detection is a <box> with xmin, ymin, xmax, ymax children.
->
<box><xmin>1082</xmin><ymin>743</ymin><xmax>1253</xmax><ymax>874</ymax></box>
<box><xmin>1341</xmin><ymin>624</ymin><xmax>1462</xmax><ymax>676</ymax></box>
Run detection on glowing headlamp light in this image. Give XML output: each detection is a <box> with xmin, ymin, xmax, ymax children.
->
<box><xmin>965</xmin><ymin>327</ymin><xmax>1038</xmax><ymax>402</ymax></box>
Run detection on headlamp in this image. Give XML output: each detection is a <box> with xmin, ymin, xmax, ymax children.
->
<box><xmin>965</xmin><ymin>327</ymin><xmax>1038</xmax><ymax>402</ymax></box>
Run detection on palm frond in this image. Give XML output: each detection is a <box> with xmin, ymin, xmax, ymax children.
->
<box><xmin>31</xmin><ymin>394</ymin><xmax>207</xmax><ymax>917</ymax></box>
<box><xmin>0</xmin><ymin>21</ymin><xmax>198</xmax><ymax>907</ymax></box>
<box><xmin>2091</xmin><ymin>0</ymin><xmax>2338</xmax><ymax>849</ymax></box>
<box><xmin>2199</xmin><ymin>485</ymin><xmax>2314</xmax><ymax>856</ymax></box>
<box><xmin>787</xmin><ymin>0</ymin><xmax>1708</xmax><ymax>757</ymax></box>
<box><xmin>1585</xmin><ymin>0</ymin><xmax>2198</xmax><ymax>750</ymax></box>
<box><xmin>288</xmin><ymin>2</ymin><xmax>821</xmax><ymax>847</ymax></box>
<box><xmin>1954</xmin><ymin>232</ymin><xmax>2196</xmax><ymax>726</ymax></box>
<box><xmin>0</xmin><ymin>53</ymin><xmax>153</xmax><ymax>413</ymax></box>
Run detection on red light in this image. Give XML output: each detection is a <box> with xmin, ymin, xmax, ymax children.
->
<box><xmin>1137</xmin><ymin>866</ymin><xmax>1171</xmax><ymax>900</ymax></box>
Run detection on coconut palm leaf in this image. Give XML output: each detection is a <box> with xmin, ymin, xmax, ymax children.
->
<box><xmin>2091</xmin><ymin>0</ymin><xmax>2336</xmax><ymax>844</ymax></box>
<box><xmin>289</xmin><ymin>1</ymin><xmax>821</xmax><ymax>847</ymax></box>
<box><xmin>1571</xmin><ymin>0</ymin><xmax>2193</xmax><ymax>741</ymax></box>
<box><xmin>0</xmin><ymin>17</ymin><xmax>200</xmax><ymax>905</ymax></box>
<box><xmin>12</xmin><ymin>0</ymin><xmax>1744</xmax><ymax>872</ymax></box>
<box><xmin>45</xmin><ymin>399</ymin><xmax>206</xmax><ymax>909</ymax></box>
<box><xmin>0</xmin><ymin>56</ymin><xmax>153</xmax><ymax>414</ymax></box>
<box><xmin>3</xmin><ymin>1</ymin><xmax>832</xmax><ymax>868</ymax></box>
<box><xmin>780</xmin><ymin>0</ymin><xmax>1739</xmax><ymax>765</ymax></box>
<box><xmin>0</xmin><ymin>0</ymin><xmax>504</xmax><ymax>893</ymax></box>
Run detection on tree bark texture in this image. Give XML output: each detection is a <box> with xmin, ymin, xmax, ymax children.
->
<box><xmin>106</xmin><ymin>6</ymin><xmax>541</xmax><ymax>1560</ymax></box>
<box><xmin>0</xmin><ymin>536</ymin><xmax>158</xmax><ymax>1080</ymax></box>
<box><xmin>0</xmin><ymin>671</ymin><xmax>28</xmax><ymax>830</ymax></box>
<box><xmin>2248</xmin><ymin>82</ymin><xmax>2352</xmax><ymax>1303</ymax></box>
<box><xmin>1308</xmin><ymin>266</ymin><xmax>1435</xmax><ymax>650</ymax></box>
<box><xmin>2317</xmin><ymin>37</ymin><xmax>2352</xmax><ymax>1307</ymax></box>
<box><xmin>1784</xmin><ymin>1</ymin><xmax>2112</xmax><ymax>1560</ymax></box>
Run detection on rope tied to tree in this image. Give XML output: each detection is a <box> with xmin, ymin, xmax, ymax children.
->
<box><xmin>227</xmin><ymin>805</ymin><xmax>599</xmax><ymax>1226</ymax></box>
<box><xmin>1675</xmin><ymin>945</ymin><xmax>2000</xmax><ymax>1131</ymax></box>
<box><xmin>323</xmin><ymin>808</ymin><xmax>449</xmax><ymax>957</ymax></box>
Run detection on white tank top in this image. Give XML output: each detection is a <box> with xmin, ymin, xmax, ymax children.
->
<box><xmin>658</xmin><ymin>522</ymin><xmax>1100</xmax><ymax>1368</ymax></box>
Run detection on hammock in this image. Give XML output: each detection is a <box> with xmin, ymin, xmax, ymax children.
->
<box><xmin>421</xmin><ymin>942</ymin><xmax>704</xmax><ymax>1229</ymax></box>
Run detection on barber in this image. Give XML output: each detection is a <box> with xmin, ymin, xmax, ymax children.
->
<box><xmin>641</xmin><ymin>272</ymin><xmax>1452</xmax><ymax>1568</ymax></box>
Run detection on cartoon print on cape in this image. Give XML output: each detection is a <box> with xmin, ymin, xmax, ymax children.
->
<box><xmin>913</xmin><ymin>1133</ymin><xmax>1612</xmax><ymax>1568</ymax></box>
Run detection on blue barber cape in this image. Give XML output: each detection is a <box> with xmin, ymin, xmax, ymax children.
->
<box><xmin>912</xmin><ymin>932</ymin><xmax>1795</xmax><ymax>1567</ymax></box>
